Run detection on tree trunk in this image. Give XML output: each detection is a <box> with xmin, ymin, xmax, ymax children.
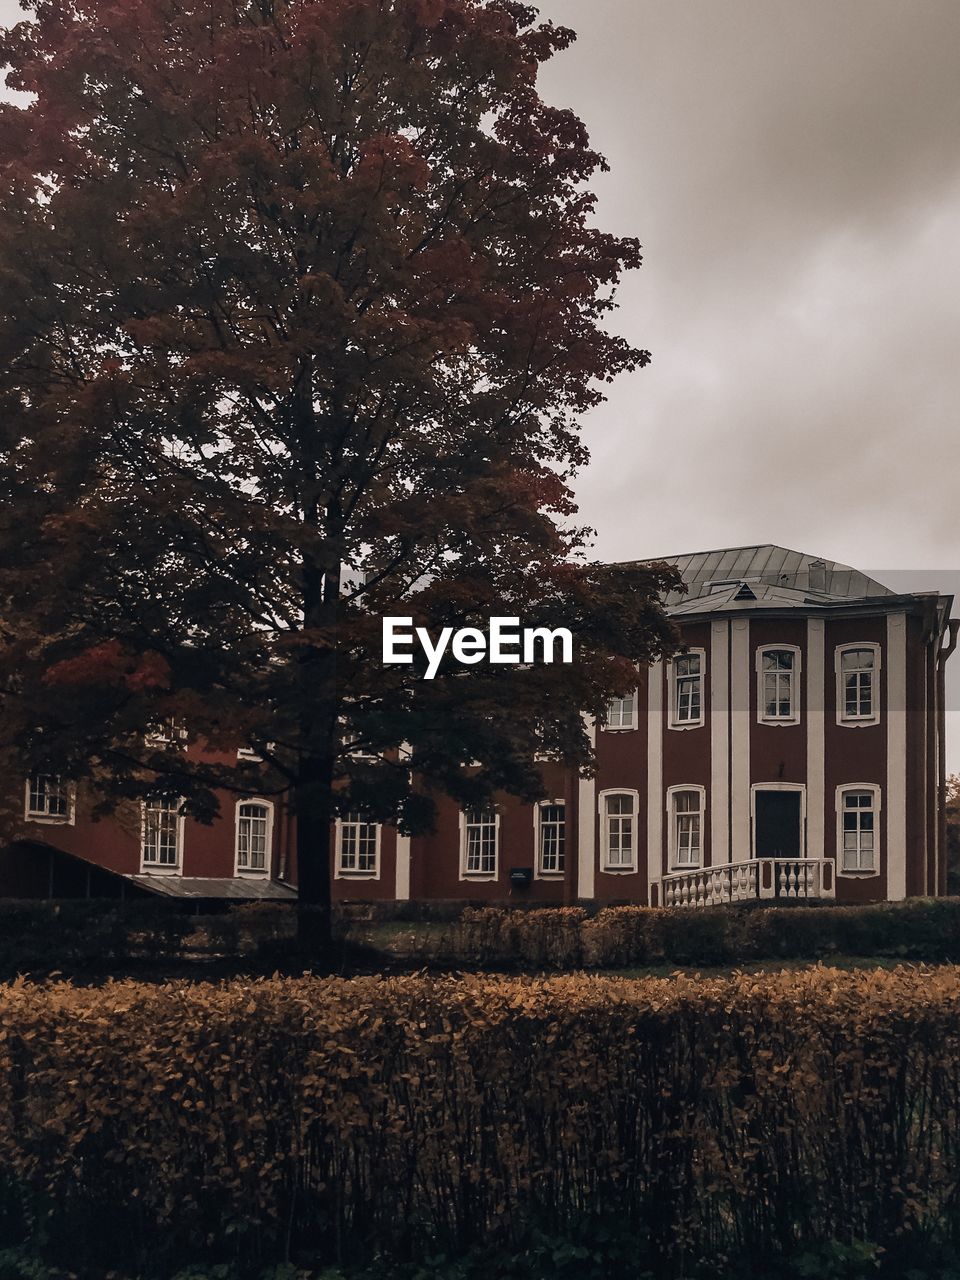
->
<box><xmin>295</xmin><ymin>754</ymin><xmax>335</xmax><ymax>954</ymax></box>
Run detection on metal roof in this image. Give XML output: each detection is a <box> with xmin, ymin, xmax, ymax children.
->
<box><xmin>625</xmin><ymin>544</ymin><xmax>898</xmax><ymax>614</ymax></box>
<box><xmin>124</xmin><ymin>875</ymin><xmax>298</xmax><ymax>901</ymax></box>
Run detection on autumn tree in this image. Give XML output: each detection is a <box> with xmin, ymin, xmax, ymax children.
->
<box><xmin>0</xmin><ymin>0</ymin><xmax>678</xmax><ymax>944</ymax></box>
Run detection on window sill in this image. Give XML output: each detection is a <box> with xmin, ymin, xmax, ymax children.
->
<box><xmin>837</xmin><ymin>718</ymin><xmax>880</xmax><ymax>729</ymax></box>
<box><xmin>25</xmin><ymin>814</ymin><xmax>72</xmax><ymax>825</ymax></box>
<box><xmin>336</xmin><ymin>870</ymin><xmax>380</xmax><ymax>880</ymax></box>
<box><xmin>668</xmin><ymin>721</ymin><xmax>704</xmax><ymax>732</ymax></box>
<box><xmin>601</xmin><ymin>866</ymin><xmax>638</xmax><ymax>875</ymax></box>
<box><xmin>837</xmin><ymin>868</ymin><xmax>880</xmax><ymax>878</ymax></box>
<box><xmin>139</xmin><ymin>866</ymin><xmax>181</xmax><ymax>876</ymax></box>
<box><xmin>757</xmin><ymin>718</ymin><xmax>801</xmax><ymax>728</ymax></box>
<box><xmin>601</xmin><ymin>725</ymin><xmax>637</xmax><ymax>733</ymax></box>
<box><xmin>236</xmin><ymin>868</ymin><xmax>270</xmax><ymax>878</ymax></box>
<box><xmin>461</xmin><ymin>872</ymin><xmax>498</xmax><ymax>881</ymax></box>
<box><xmin>536</xmin><ymin>871</ymin><xmax>565</xmax><ymax>880</ymax></box>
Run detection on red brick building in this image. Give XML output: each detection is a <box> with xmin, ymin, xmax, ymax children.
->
<box><xmin>8</xmin><ymin>546</ymin><xmax>957</xmax><ymax>907</ymax></box>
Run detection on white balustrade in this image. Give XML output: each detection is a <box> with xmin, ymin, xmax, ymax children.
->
<box><xmin>661</xmin><ymin>858</ymin><xmax>822</xmax><ymax>908</ymax></box>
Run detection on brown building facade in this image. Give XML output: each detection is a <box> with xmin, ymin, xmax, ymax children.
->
<box><xmin>9</xmin><ymin>547</ymin><xmax>957</xmax><ymax>908</ymax></box>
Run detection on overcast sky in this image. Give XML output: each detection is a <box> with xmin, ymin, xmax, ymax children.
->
<box><xmin>3</xmin><ymin>0</ymin><xmax>960</xmax><ymax>754</ymax></box>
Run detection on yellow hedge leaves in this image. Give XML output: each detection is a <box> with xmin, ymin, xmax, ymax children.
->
<box><xmin>0</xmin><ymin>966</ymin><xmax>958</xmax><ymax>1272</ymax></box>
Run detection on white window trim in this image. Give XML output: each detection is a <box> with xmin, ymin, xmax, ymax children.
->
<box><xmin>459</xmin><ymin>807</ymin><xmax>500</xmax><ymax>881</ymax></box>
<box><xmin>602</xmin><ymin>689</ymin><xmax>638</xmax><ymax>732</ymax></box>
<box><xmin>755</xmin><ymin>644</ymin><xmax>802</xmax><ymax>726</ymax></box>
<box><xmin>666</xmin><ymin>783</ymin><xmax>706</xmax><ymax>871</ymax></box>
<box><xmin>234</xmin><ymin>798</ymin><xmax>274</xmax><ymax>878</ymax></box>
<box><xmin>23</xmin><ymin>776</ymin><xmax>76</xmax><ymax>826</ymax></box>
<box><xmin>334</xmin><ymin>812</ymin><xmax>382</xmax><ymax>880</ymax></box>
<box><xmin>835</xmin><ymin>643</ymin><xmax>882</xmax><ymax>728</ymax></box>
<box><xmin>139</xmin><ymin>798</ymin><xmax>185</xmax><ymax>875</ymax></box>
<box><xmin>750</xmin><ymin>782</ymin><xmax>806</xmax><ymax>860</ymax></box>
<box><xmin>835</xmin><ymin>783</ymin><xmax>881</xmax><ymax>879</ymax></box>
<box><xmin>598</xmin><ymin>788</ymin><xmax>639</xmax><ymax>874</ymax></box>
<box><xmin>236</xmin><ymin>747</ymin><xmax>263</xmax><ymax>762</ymax></box>
<box><xmin>668</xmin><ymin>648</ymin><xmax>706</xmax><ymax>731</ymax></box>
<box><xmin>533</xmin><ymin>799</ymin><xmax>566</xmax><ymax>879</ymax></box>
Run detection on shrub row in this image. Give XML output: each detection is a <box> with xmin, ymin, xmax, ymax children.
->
<box><xmin>423</xmin><ymin>897</ymin><xmax>960</xmax><ymax>967</ymax></box>
<box><xmin>1</xmin><ymin>967</ymin><xmax>960</xmax><ymax>1276</ymax></box>
<box><xmin>0</xmin><ymin>896</ymin><xmax>957</xmax><ymax>975</ymax></box>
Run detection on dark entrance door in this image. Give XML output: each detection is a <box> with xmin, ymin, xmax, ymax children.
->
<box><xmin>754</xmin><ymin>791</ymin><xmax>802</xmax><ymax>859</ymax></box>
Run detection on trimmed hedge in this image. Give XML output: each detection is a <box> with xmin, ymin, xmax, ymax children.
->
<box><xmin>0</xmin><ymin>968</ymin><xmax>960</xmax><ymax>1277</ymax></box>
<box><xmin>427</xmin><ymin>897</ymin><xmax>960</xmax><ymax>968</ymax></box>
<box><xmin>0</xmin><ymin>896</ymin><xmax>956</xmax><ymax>975</ymax></box>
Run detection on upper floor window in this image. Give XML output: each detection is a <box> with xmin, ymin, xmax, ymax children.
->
<box><xmin>600</xmin><ymin>790</ymin><xmax>637</xmax><ymax>872</ymax></box>
<box><xmin>669</xmin><ymin>651</ymin><xmax>705</xmax><ymax>729</ymax></box>
<box><xmin>757</xmin><ymin>646</ymin><xmax>801</xmax><ymax>724</ymax></box>
<box><xmin>462</xmin><ymin>807</ymin><xmax>498</xmax><ymax>878</ymax></box>
<box><xmin>25</xmin><ymin>773</ymin><xmax>72</xmax><ymax>824</ymax></box>
<box><xmin>141</xmin><ymin>797</ymin><xmax>182</xmax><ymax>869</ymax></box>
<box><xmin>604</xmin><ymin>691</ymin><xmax>637</xmax><ymax>731</ymax></box>
<box><xmin>836</xmin><ymin>644</ymin><xmax>881</xmax><ymax>726</ymax></box>
<box><xmin>537</xmin><ymin>802</ymin><xmax>565</xmax><ymax>875</ymax></box>
<box><xmin>336</xmin><ymin>812</ymin><xmax>380</xmax><ymax>877</ymax></box>
<box><xmin>236</xmin><ymin>801</ymin><xmax>272</xmax><ymax>874</ymax></box>
<box><xmin>836</xmin><ymin>786</ymin><xmax>880</xmax><ymax>875</ymax></box>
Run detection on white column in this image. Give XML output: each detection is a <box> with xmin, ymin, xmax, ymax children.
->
<box><xmin>395</xmin><ymin>834</ymin><xmax>411</xmax><ymax>901</ymax></box>
<box><xmin>806</xmin><ymin>619</ymin><xmax>825</xmax><ymax>866</ymax></box>
<box><xmin>646</xmin><ymin>661</ymin><xmax>663</xmax><ymax>904</ymax></box>
<box><xmin>710</xmin><ymin>621</ymin><xmax>730</xmax><ymax>866</ymax></box>
<box><xmin>886</xmin><ymin>612</ymin><xmax>907</xmax><ymax>900</ymax></box>
<box><xmin>577</xmin><ymin>714</ymin><xmax>597</xmax><ymax>901</ymax></box>
<box><xmin>730</xmin><ymin>619</ymin><xmax>751</xmax><ymax>860</ymax></box>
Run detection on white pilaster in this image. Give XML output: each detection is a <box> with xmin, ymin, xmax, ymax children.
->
<box><xmin>646</xmin><ymin>661</ymin><xmax>664</xmax><ymax>904</ymax></box>
<box><xmin>395</xmin><ymin>834</ymin><xmax>411</xmax><ymax>901</ymax></box>
<box><xmin>730</xmin><ymin>619</ymin><xmax>751</xmax><ymax>860</ymax></box>
<box><xmin>806</xmin><ymin>619</ymin><xmax>825</xmax><ymax>864</ymax></box>
<box><xmin>710</xmin><ymin>621</ymin><xmax>730</xmax><ymax>866</ymax></box>
<box><xmin>886</xmin><ymin>612</ymin><xmax>907</xmax><ymax>900</ymax></box>
<box><xmin>577</xmin><ymin>714</ymin><xmax>597</xmax><ymax>901</ymax></box>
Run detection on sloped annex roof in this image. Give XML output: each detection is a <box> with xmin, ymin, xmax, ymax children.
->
<box><xmin>625</xmin><ymin>544</ymin><xmax>898</xmax><ymax>615</ymax></box>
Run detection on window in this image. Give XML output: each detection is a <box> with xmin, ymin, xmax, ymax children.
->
<box><xmin>462</xmin><ymin>807</ymin><xmax>498</xmax><ymax>877</ymax></box>
<box><xmin>669</xmin><ymin>651</ymin><xmax>705</xmax><ymax>728</ymax></box>
<box><xmin>337</xmin><ymin>813</ymin><xmax>380</xmax><ymax>876</ymax></box>
<box><xmin>141</xmin><ymin>797</ymin><xmax>182</xmax><ymax>869</ymax></box>
<box><xmin>757</xmin><ymin>646</ymin><xmax>800</xmax><ymax>724</ymax></box>
<box><xmin>836</xmin><ymin>645</ymin><xmax>880</xmax><ymax>725</ymax></box>
<box><xmin>836</xmin><ymin>786</ymin><xmax>880</xmax><ymax>874</ymax></box>
<box><xmin>600</xmin><ymin>791</ymin><xmax>637</xmax><ymax>871</ymax></box>
<box><xmin>145</xmin><ymin>718</ymin><xmax>187</xmax><ymax>748</ymax></box>
<box><xmin>668</xmin><ymin>786</ymin><xmax>705</xmax><ymax>869</ymax></box>
<box><xmin>25</xmin><ymin>773</ymin><xmax>71</xmax><ymax>823</ymax></box>
<box><xmin>237</xmin><ymin>747</ymin><xmax>263</xmax><ymax>762</ymax></box>
<box><xmin>537</xmin><ymin>802</ymin><xmax>565</xmax><ymax>875</ymax></box>
<box><xmin>236</xmin><ymin>801</ymin><xmax>272</xmax><ymax>874</ymax></box>
<box><xmin>604</xmin><ymin>691</ymin><xmax>637</xmax><ymax>731</ymax></box>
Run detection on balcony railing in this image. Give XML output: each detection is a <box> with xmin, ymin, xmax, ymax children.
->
<box><xmin>661</xmin><ymin>858</ymin><xmax>829</xmax><ymax>908</ymax></box>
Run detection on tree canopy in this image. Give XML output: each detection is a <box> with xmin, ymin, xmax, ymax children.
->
<box><xmin>0</xmin><ymin>0</ymin><xmax>679</xmax><ymax>923</ymax></box>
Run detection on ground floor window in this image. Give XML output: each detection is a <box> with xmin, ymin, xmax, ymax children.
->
<box><xmin>142</xmin><ymin>797</ymin><xmax>182</xmax><ymax>868</ymax></box>
<box><xmin>669</xmin><ymin>787</ymin><xmax>704</xmax><ymax>868</ymax></box>
<box><xmin>337</xmin><ymin>813</ymin><xmax>380</xmax><ymax>875</ymax></box>
<box><xmin>601</xmin><ymin>791</ymin><xmax>637</xmax><ymax>870</ymax></box>
<box><xmin>236</xmin><ymin>801</ymin><xmax>272</xmax><ymax>873</ymax></box>
<box><xmin>462</xmin><ymin>807</ymin><xmax>498</xmax><ymax>876</ymax></box>
<box><xmin>537</xmin><ymin>802</ymin><xmax>565</xmax><ymax>874</ymax></box>
<box><xmin>838</xmin><ymin>786</ymin><xmax>879</xmax><ymax>873</ymax></box>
